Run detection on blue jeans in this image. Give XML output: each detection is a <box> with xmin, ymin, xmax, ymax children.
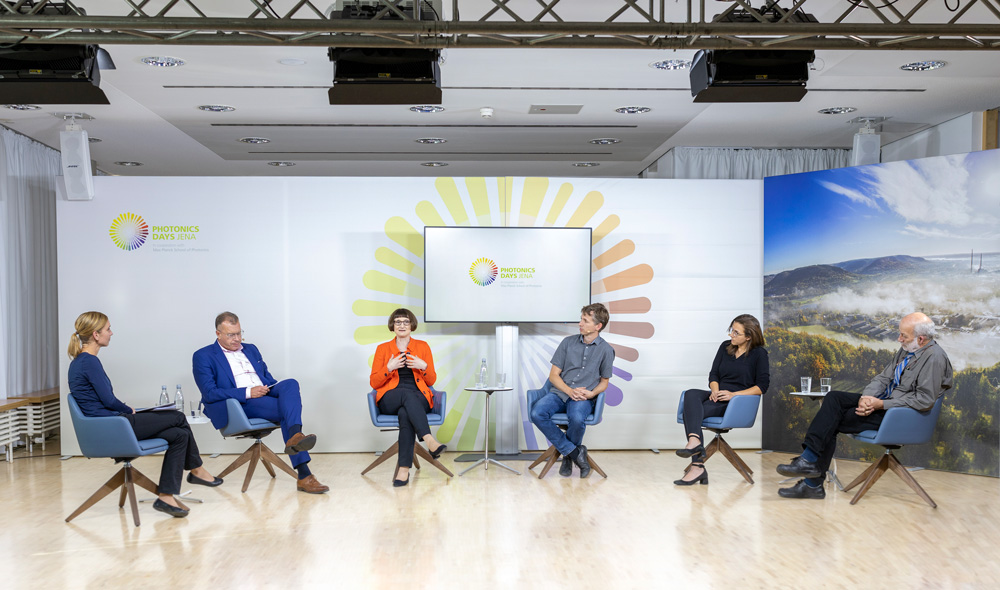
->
<box><xmin>530</xmin><ymin>392</ymin><xmax>594</xmax><ymax>456</ymax></box>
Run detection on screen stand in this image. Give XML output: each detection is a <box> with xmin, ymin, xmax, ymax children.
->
<box><xmin>494</xmin><ymin>323</ymin><xmax>520</xmax><ymax>455</ymax></box>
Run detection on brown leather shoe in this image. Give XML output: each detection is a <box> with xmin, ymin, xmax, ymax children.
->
<box><xmin>296</xmin><ymin>474</ymin><xmax>329</xmax><ymax>494</ymax></box>
<box><xmin>284</xmin><ymin>432</ymin><xmax>317</xmax><ymax>454</ymax></box>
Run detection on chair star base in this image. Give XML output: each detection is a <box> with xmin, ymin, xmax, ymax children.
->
<box><xmin>682</xmin><ymin>429</ymin><xmax>754</xmax><ymax>484</ymax></box>
<box><xmin>217</xmin><ymin>436</ymin><xmax>298</xmax><ymax>493</ymax></box>
<box><xmin>361</xmin><ymin>440</ymin><xmax>454</xmax><ymax>480</ymax></box>
<box><xmin>65</xmin><ymin>460</ymin><xmax>184</xmax><ymax>527</ymax></box>
<box><xmin>842</xmin><ymin>447</ymin><xmax>937</xmax><ymax>508</ymax></box>
<box><xmin>528</xmin><ymin>444</ymin><xmax>607</xmax><ymax>479</ymax></box>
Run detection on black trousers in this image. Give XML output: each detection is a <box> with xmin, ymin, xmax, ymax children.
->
<box><xmin>378</xmin><ymin>388</ymin><xmax>432</xmax><ymax>469</ymax></box>
<box><xmin>802</xmin><ymin>390</ymin><xmax>885</xmax><ymax>475</ymax></box>
<box><xmin>125</xmin><ymin>410</ymin><xmax>203</xmax><ymax>495</ymax></box>
<box><xmin>682</xmin><ymin>389</ymin><xmax>729</xmax><ymax>441</ymax></box>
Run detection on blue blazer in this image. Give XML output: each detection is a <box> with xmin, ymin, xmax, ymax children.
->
<box><xmin>192</xmin><ymin>341</ymin><xmax>277</xmax><ymax>429</ymax></box>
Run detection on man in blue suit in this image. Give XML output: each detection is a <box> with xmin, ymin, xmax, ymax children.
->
<box><xmin>192</xmin><ymin>311</ymin><xmax>328</xmax><ymax>494</ymax></box>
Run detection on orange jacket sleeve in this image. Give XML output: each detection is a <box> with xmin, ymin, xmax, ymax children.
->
<box><xmin>370</xmin><ymin>341</ymin><xmax>395</xmax><ymax>391</ymax></box>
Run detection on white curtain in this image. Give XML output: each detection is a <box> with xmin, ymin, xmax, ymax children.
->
<box><xmin>0</xmin><ymin>126</ymin><xmax>61</xmax><ymax>399</ymax></box>
<box><xmin>671</xmin><ymin>147</ymin><xmax>851</xmax><ymax>179</ymax></box>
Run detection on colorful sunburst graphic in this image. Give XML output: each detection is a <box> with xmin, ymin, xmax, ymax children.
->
<box><xmin>109</xmin><ymin>212</ymin><xmax>149</xmax><ymax>251</ymax></box>
<box><xmin>468</xmin><ymin>257</ymin><xmax>498</xmax><ymax>286</ymax></box>
<box><xmin>353</xmin><ymin>177</ymin><xmax>654</xmax><ymax>451</ymax></box>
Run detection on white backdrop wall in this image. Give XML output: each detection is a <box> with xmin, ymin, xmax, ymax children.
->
<box><xmin>57</xmin><ymin>176</ymin><xmax>763</xmax><ymax>455</ymax></box>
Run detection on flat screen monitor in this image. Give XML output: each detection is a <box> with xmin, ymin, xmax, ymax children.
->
<box><xmin>423</xmin><ymin>226</ymin><xmax>592</xmax><ymax>323</ymax></box>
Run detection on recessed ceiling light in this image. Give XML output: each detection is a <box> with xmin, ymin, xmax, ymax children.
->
<box><xmin>415</xmin><ymin>138</ymin><xmax>447</xmax><ymax>144</ymax></box>
<box><xmin>818</xmin><ymin>107</ymin><xmax>858</xmax><ymax>115</ymax></box>
<box><xmin>649</xmin><ymin>59</ymin><xmax>691</xmax><ymax>70</ymax></box>
<box><xmin>278</xmin><ymin>58</ymin><xmax>307</xmax><ymax>66</ymax></box>
<box><xmin>421</xmin><ymin>162</ymin><xmax>448</xmax><ymax>167</ymax></box>
<box><xmin>88</xmin><ymin>137</ymin><xmax>102</xmax><ymax>143</ymax></box>
<box><xmin>115</xmin><ymin>161</ymin><xmax>143</xmax><ymax>167</ymax></box>
<box><xmin>268</xmin><ymin>161</ymin><xmax>296</xmax><ymax>167</ymax></box>
<box><xmin>900</xmin><ymin>60</ymin><xmax>946</xmax><ymax>72</ymax></box>
<box><xmin>615</xmin><ymin>106</ymin><xmax>651</xmax><ymax>114</ymax></box>
<box><xmin>198</xmin><ymin>104</ymin><xmax>236</xmax><ymax>112</ymax></box>
<box><xmin>573</xmin><ymin>162</ymin><xmax>601</xmax><ymax>167</ymax></box>
<box><xmin>239</xmin><ymin>137</ymin><xmax>271</xmax><ymax>144</ymax></box>
<box><xmin>410</xmin><ymin>105</ymin><xmax>445</xmax><ymax>114</ymax></box>
<box><xmin>589</xmin><ymin>138</ymin><xmax>621</xmax><ymax>145</ymax></box>
<box><xmin>140</xmin><ymin>56</ymin><xmax>185</xmax><ymax>67</ymax></box>
<box><xmin>3</xmin><ymin>104</ymin><xmax>42</xmax><ymax>110</ymax></box>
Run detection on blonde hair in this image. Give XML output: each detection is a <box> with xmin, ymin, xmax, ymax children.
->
<box><xmin>68</xmin><ymin>311</ymin><xmax>108</xmax><ymax>359</ymax></box>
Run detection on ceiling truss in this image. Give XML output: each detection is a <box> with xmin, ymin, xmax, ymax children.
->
<box><xmin>1</xmin><ymin>0</ymin><xmax>999</xmax><ymax>49</ymax></box>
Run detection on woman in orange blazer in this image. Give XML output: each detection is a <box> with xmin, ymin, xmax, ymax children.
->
<box><xmin>370</xmin><ymin>308</ymin><xmax>446</xmax><ymax>486</ymax></box>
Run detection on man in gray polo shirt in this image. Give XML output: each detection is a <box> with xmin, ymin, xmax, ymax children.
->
<box><xmin>530</xmin><ymin>303</ymin><xmax>615</xmax><ymax>478</ymax></box>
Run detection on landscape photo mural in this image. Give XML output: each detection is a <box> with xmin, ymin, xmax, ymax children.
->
<box><xmin>762</xmin><ymin>149</ymin><xmax>1000</xmax><ymax>476</ymax></box>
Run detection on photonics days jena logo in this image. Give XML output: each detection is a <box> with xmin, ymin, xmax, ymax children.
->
<box><xmin>109</xmin><ymin>212</ymin><xmax>149</xmax><ymax>251</ymax></box>
<box><xmin>109</xmin><ymin>212</ymin><xmax>201</xmax><ymax>252</ymax></box>
<box><xmin>469</xmin><ymin>257</ymin><xmax>498</xmax><ymax>286</ymax></box>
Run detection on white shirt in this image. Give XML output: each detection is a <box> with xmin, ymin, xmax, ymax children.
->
<box><xmin>218</xmin><ymin>342</ymin><xmax>264</xmax><ymax>399</ymax></box>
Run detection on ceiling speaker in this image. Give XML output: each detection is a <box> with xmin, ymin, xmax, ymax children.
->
<box><xmin>851</xmin><ymin>132</ymin><xmax>881</xmax><ymax>167</ymax></box>
<box><xmin>60</xmin><ymin>128</ymin><xmax>95</xmax><ymax>201</ymax></box>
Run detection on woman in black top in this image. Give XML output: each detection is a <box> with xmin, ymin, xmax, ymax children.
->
<box><xmin>674</xmin><ymin>314</ymin><xmax>769</xmax><ymax>486</ymax></box>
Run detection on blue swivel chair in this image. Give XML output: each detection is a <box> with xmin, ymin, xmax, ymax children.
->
<box><xmin>843</xmin><ymin>396</ymin><xmax>944</xmax><ymax>507</ymax></box>
<box><xmin>361</xmin><ymin>389</ymin><xmax>453</xmax><ymax>479</ymax></box>
<box><xmin>526</xmin><ymin>381</ymin><xmax>608</xmax><ymax>479</ymax></box>
<box><xmin>65</xmin><ymin>395</ymin><xmax>173</xmax><ymax>527</ymax></box>
<box><xmin>215</xmin><ymin>398</ymin><xmax>298</xmax><ymax>493</ymax></box>
<box><xmin>676</xmin><ymin>390</ymin><xmax>760</xmax><ymax>484</ymax></box>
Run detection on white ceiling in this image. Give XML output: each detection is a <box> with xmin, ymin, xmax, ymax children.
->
<box><xmin>2</xmin><ymin>0</ymin><xmax>999</xmax><ymax>177</ymax></box>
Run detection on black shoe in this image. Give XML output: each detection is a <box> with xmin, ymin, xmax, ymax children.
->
<box><xmin>430</xmin><ymin>444</ymin><xmax>447</xmax><ymax>460</ymax></box>
<box><xmin>559</xmin><ymin>456</ymin><xmax>573</xmax><ymax>477</ymax></box>
<box><xmin>186</xmin><ymin>472</ymin><xmax>223</xmax><ymax>487</ymax></box>
<box><xmin>776</xmin><ymin>455</ymin><xmax>822</xmax><ymax>478</ymax></box>
<box><xmin>674</xmin><ymin>465</ymin><xmax>709</xmax><ymax>486</ymax></box>
<box><xmin>676</xmin><ymin>444</ymin><xmax>705</xmax><ymax>459</ymax></box>
<box><xmin>393</xmin><ymin>468</ymin><xmax>410</xmax><ymax>487</ymax></box>
<box><xmin>574</xmin><ymin>445</ymin><xmax>592</xmax><ymax>479</ymax></box>
<box><xmin>778</xmin><ymin>479</ymin><xmax>826</xmax><ymax>499</ymax></box>
<box><xmin>153</xmin><ymin>498</ymin><xmax>189</xmax><ymax>518</ymax></box>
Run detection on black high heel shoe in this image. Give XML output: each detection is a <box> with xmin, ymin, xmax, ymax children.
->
<box><xmin>675</xmin><ymin>443</ymin><xmax>705</xmax><ymax>459</ymax></box>
<box><xmin>674</xmin><ymin>464</ymin><xmax>709</xmax><ymax>486</ymax></box>
<box><xmin>393</xmin><ymin>467</ymin><xmax>410</xmax><ymax>487</ymax></box>
<box><xmin>430</xmin><ymin>444</ymin><xmax>447</xmax><ymax>460</ymax></box>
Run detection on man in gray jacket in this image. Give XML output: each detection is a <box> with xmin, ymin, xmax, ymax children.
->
<box><xmin>775</xmin><ymin>311</ymin><xmax>953</xmax><ymax>499</ymax></box>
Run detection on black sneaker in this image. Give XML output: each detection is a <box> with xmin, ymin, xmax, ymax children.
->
<box><xmin>778</xmin><ymin>479</ymin><xmax>826</xmax><ymax>499</ymax></box>
<box><xmin>574</xmin><ymin>445</ymin><xmax>592</xmax><ymax>479</ymax></box>
<box><xmin>559</xmin><ymin>456</ymin><xmax>573</xmax><ymax>477</ymax></box>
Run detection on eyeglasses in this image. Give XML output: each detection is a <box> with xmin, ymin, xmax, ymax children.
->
<box><xmin>393</xmin><ymin>320</ymin><xmax>411</xmax><ymax>326</ymax></box>
<box><xmin>727</xmin><ymin>327</ymin><xmax>745</xmax><ymax>337</ymax></box>
<box><xmin>220</xmin><ymin>330</ymin><xmax>244</xmax><ymax>339</ymax></box>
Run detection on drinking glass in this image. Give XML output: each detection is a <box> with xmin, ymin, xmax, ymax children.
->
<box><xmin>497</xmin><ymin>373</ymin><xmax>507</xmax><ymax>388</ymax></box>
<box><xmin>820</xmin><ymin>378</ymin><xmax>832</xmax><ymax>394</ymax></box>
<box><xmin>800</xmin><ymin>377</ymin><xmax>812</xmax><ymax>394</ymax></box>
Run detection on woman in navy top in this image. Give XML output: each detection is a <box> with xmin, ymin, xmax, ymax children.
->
<box><xmin>675</xmin><ymin>314</ymin><xmax>770</xmax><ymax>486</ymax></box>
<box><xmin>68</xmin><ymin>311</ymin><xmax>221</xmax><ymax>518</ymax></box>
